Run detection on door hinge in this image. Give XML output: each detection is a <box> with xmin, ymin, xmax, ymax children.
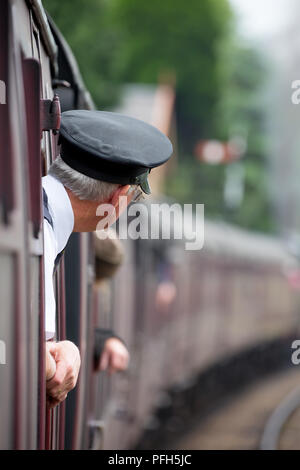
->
<box><xmin>40</xmin><ymin>94</ymin><xmax>61</xmax><ymax>134</ymax></box>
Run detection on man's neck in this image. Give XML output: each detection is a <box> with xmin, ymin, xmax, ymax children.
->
<box><xmin>65</xmin><ymin>188</ymin><xmax>107</xmax><ymax>232</ymax></box>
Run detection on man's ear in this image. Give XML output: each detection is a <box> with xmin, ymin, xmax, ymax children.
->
<box><xmin>109</xmin><ymin>185</ymin><xmax>130</xmax><ymax>208</ymax></box>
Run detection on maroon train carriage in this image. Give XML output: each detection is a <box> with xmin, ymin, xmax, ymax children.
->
<box><xmin>96</xmin><ymin>220</ymin><xmax>300</xmax><ymax>449</ymax></box>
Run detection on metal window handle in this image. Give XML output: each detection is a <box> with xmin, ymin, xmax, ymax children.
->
<box><xmin>88</xmin><ymin>420</ymin><xmax>105</xmax><ymax>450</ymax></box>
<box><xmin>52</xmin><ymin>79</ymin><xmax>71</xmax><ymax>89</ymax></box>
<box><xmin>40</xmin><ymin>94</ymin><xmax>61</xmax><ymax>134</ymax></box>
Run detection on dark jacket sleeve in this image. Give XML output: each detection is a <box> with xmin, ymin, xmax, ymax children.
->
<box><xmin>94</xmin><ymin>327</ymin><xmax>127</xmax><ymax>363</ymax></box>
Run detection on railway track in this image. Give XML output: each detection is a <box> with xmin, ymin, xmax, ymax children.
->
<box><xmin>172</xmin><ymin>367</ymin><xmax>300</xmax><ymax>450</ymax></box>
<box><xmin>261</xmin><ymin>383</ymin><xmax>300</xmax><ymax>450</ymax></box>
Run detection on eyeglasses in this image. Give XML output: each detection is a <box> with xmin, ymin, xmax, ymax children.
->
<box><xmin>127</xmin><ymin>186</ymin><xmax>145</xmax><ymax>203</ymax></box>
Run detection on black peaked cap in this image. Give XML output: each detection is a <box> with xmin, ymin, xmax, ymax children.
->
<box><xmin>58</xmin><ymin>110</ymin><xmax>173</xmax><ymax>194</ymax></box>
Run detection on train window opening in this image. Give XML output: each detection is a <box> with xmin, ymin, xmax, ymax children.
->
<box><xmin>21</xmin><ymin>55</ymin><xmax>42</xmax><ymax>239</ymax></box>
<box><xmin>0</xmin><ymin>0</ymin><xmax>14</xmax><ymax>225</ymax></box>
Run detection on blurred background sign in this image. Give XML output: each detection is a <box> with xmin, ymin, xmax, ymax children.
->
<box><xmin>194</xmin><ymin>137</ymin><xmax>246</xmax><ymax>165</ymax></box>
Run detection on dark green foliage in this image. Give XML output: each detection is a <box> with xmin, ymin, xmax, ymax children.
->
<box><xmin>43</xmin><ymin>0</ymin><xmax>232</xmax><ymax>140</ymax></box>
<box><xmin>43</xmin><ymin>0</ymin><xmax>121</xmax><ymax>108</ymax></box>
<box><xmin>109</xmin><ymin>0</ymin><xmax>232</xmax><ymax>147</ymax></box>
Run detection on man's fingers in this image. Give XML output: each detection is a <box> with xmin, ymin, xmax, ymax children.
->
<box><xmin>46</xmin><ymin>392</ymin><xmax>68</xmax><ymax>410</ymax></box>
<box><xmin>45</xmin><ymin>340</ymin><xmax>81</xmax><ymax>409</ymax></box>
<box><xmin>115</xmin><ymin>352</ymin><xmax>129</xmax><ymax>369</ymax></box>
<box><xmin>46</xmin><ymin>360</ymin><xmax>67</xmax><ymax>393</ymax></box>
<box><xmin>45</xmin><ymin>349</ymin><xmax>57</xmax><ymax>381</ymax></box>
<box><xmin>108</xmin><ymin>354</ymin><xmax>124</xmax><ymax>373</ymax></box>
<box><xmin>46</xmin><ymin>397</ymin><xmax>60</xmax><ymax>409</ymax></box>
<box><xmin>47</xmin><ymin>342</ymin><xmax>58</xmax><ymax>359</ymax></box>
<box><xmin>99</xmin><ymin>350</ymin><xmax>109</xmax><ymax>370</ymax></box>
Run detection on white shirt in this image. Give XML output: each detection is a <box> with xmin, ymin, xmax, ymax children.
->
<box><xmin>42</xmin><ymin>175</ymin><xmax>74</xmax><ymax>340</ymax></box>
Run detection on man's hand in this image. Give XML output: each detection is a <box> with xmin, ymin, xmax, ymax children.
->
<box><xmin>97</xmin><ymin>338</ymin><xmax>129</xmax><ymax>375</ymax></box>
<box><xmin>46</xmin><ymin>340</ymin><xmax>81</xmax><ymax>409</ymax></box>
<box><xmin>45</xmin><ymin>342</ymin><xmax>56</xmax><ymax>381</ymax></box>
<box><xmin>155</xmin><ymin>281</ymin><xmax>177</xmax><ymax>315</ymax></box>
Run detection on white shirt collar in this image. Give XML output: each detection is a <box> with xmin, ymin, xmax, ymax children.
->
<box><xmin>42</xmin><ymin>174</ymin><xmax>74</xmax><ymax>253</ymax></box>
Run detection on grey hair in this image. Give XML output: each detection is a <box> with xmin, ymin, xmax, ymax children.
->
<box><xmin>48</xmin><ymin>155</ymin><xmax>120</xmax><ymax>201</ymax></box>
